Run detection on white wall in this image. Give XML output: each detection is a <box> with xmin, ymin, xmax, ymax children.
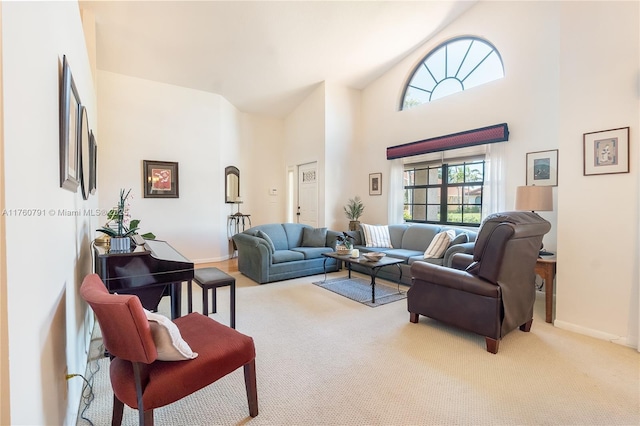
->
<box><xmin>361</xmin><ymin>1</ymin><xmax>560</xmax><ymax>246</ymax></box>
<box><xmin>0</xmin><ymin>4</ymin><xmax>7</xmax><ymax>422</ymax></box>
<box><xmin>324</xmin><ymin>82</ymin><xmax>362</xmax><ymax>230</ymax></box>
<box><xmin>282</xmin><ymin>82</ymin><xmax>363</xmax><ymax>230</ymax></box>
<box><xmin>359</xmin><ymin>0</ymin><xmax>638</xmax><ymax>346</ymax></box>
<box><xmin>2</xmin><ymin>1</ymin><xmax>97</xmax><ymax>424</ymax></box>
<box><xmin>241</xmin><ymin>113</ymin><xmax>286</xmax><ymax>226</ymax></box>
<box><xmin>97</xmin><ymin>71</ymin><xmax>239</xmax><ymax>262</ymax></box>
<box><xmin>284</xmin><ymin>83</ymin><xmax>327</xmax><ymax>225</ymax></box>
<box><xmin>97</xmin><ymin>71</ymin><xmax>287</xmax><ymax>259</ymax></box>
<box><xmin>555</xmin><ymin>1</ymin><xmax>639</xmax><ymax>345</ymax></box>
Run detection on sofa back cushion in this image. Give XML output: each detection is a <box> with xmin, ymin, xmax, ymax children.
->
<box><xmin>345</xmin><ymin>230</ymin><xmax>362</xmax><ymax>246</ymax></box>
<box><xmin>388</xmin><ymin>225</ymin><xmax>409</xmax><ymax>249</ymax></box>
<box><xmin>251</xmin><ymin>224</ymin><xmax>289</xmax><ymax>250</ymax></box>
<box><xmin>400</xmin><ymin>224</ymin><xmax>440</xmax><ymax>251</ymax></box>
<box><xmin>281</xmin><ymin>223</ymin><xmax>309</xmax><ymax>248</ymax></box>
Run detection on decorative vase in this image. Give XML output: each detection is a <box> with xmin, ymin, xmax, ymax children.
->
<box><xmin>348</xmin><ymin>220</ymin><xmax>360</xmax><ymax>231</ymax></box>
<box><xmin>109</xmin><ymin>237</ymin><xmax>131</xmax><ymax>252</ymax></box>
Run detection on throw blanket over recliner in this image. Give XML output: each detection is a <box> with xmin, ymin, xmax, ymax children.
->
<box><xmin>407</xmin><ymin>211</ymin><xmax>551</xmax><ymax>353</ymax></box>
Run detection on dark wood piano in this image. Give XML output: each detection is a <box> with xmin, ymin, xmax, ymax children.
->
<box><xmin>93</xmin><ymin>239</ymin><xmax>194</xmax><ymax>319</ymax></box>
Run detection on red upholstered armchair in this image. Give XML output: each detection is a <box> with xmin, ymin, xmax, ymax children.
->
<box><xmin>80</xmin><ymin>274</ymin><xmax>258</xmax><ymax>425</ymax></box>
<box><xmin>407</xmin><ymin>211</ymin><xmax>551</xmax><ymax>354</ymax></box>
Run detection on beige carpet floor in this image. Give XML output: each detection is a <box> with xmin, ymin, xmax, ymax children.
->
<box><xmin>78</xmin><ymin>270</ymin><xmax>640</xmax><ymax>425</ymax></box>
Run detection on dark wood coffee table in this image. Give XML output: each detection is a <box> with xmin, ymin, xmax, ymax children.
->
<box><xmin>322</xmin><ymin>252</ymin><xmax>404</xmax><ymax>303</ymax></box>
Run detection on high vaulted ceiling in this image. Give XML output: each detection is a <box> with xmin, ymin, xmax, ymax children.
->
<box><xmin>81</xmin><ymin>0</ymin><xmax>477</xmax><ymax>118</ymax></box>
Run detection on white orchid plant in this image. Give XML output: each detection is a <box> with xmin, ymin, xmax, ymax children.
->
<box><xmin>96</xmin><ymin>188</ymin><xmax>155</xmax><ymax>239</ymax></box>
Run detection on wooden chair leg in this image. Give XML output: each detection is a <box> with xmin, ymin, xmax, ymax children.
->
<box><xmin>211</xmin><ymin>287</ymin><xmax>218</xmax><ymax>313</ymax></box>
<box><xmin>519</xmin><ymin>318</ymin><xmax>533</xmax><ymax>332</ymax></box>
<box><xmin>485</xmin><ymin>337</ymin><xmax>499</xmax><ymax>354</ymax></box>
<box><xmin>112</xmin><ymin>395</ymin><xmax>124</xmax><ymax>426</ymax></box>
<box><xmin>244</xmin><ymin>359</ymin><xmax>259</xmax><ymax>417</ymax></box>
<box><xmin>409</xmin><ymin>312</ymin><xmax>419</xmax><ymax>323</ymax></box>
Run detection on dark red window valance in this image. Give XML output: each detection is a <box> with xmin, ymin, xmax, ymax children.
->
<box><xmin>387</xmin><ymin>123</ymin><xmax>509</xmax><ymax>160</ymax></box>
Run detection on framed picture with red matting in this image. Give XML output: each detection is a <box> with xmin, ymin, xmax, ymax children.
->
<box><xmin>143</xmin><ymin>160</ymin><xmax>179</xmax><ymax>198</ymax></box>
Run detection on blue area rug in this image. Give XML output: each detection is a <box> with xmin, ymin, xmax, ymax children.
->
<box><xmin>312</xmin><ymin>277</ymin><xmax>406</xmax><ymax>307</ymax></box>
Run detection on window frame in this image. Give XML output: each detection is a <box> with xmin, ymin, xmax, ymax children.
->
<box><xmin>403</xmin><ymin>157</ymin><xmax>485</xmax><ymax>227</ymax></box>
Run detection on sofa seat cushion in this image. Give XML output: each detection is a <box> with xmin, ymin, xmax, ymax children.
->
<box><xmin>291</xmin><ymin>247</ymin><xmax>333</xmax><ymax>260</ymax></box>
<box><xmin>272</xmin><ymin>250</ymin><xmax>305</xmax><ymax>264</ymax></box>
<box><xmin>383</xmin><ymin>249</ymin><xmax>423</xmax><ymax>262</ymax></box>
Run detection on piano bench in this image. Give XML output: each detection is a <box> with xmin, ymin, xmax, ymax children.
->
<box><xmin>188</xmin><ymin>267</ymin><xmax>236</xmax><ymax>329</ymax></box>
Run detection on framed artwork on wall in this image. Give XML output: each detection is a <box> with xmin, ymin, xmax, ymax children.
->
<box><xmin>79</xmin><ymin>105</ymin><xmax>91</xmax><ymax>200</ymax></box>
<box><xmin>143</xmin><ymin>160</ymin><xmax>179</xmax><ymax>198</ymax></box>
<box><xmin>369</xmin><ymin>172</ymin><xmax>382</xmax><ymax>196</ymax></box>
<box><xmin>526</xmin><ymin>149</ymin><xmax>558</xmax><ymax>186</ymax></box>
<box><xmin>89</xmin><ymin>131</ymin><xmax>97</xmax><ymax>195</ymax></box>
<box><xmin>59</xmin><ymin>55</ymin><xmax>80</xmax><ymax>192</ymax></box>
<box><xmin>583</xmin><ymin>127</ymin><xmax>630</xmax><ymax>176</ymax></box>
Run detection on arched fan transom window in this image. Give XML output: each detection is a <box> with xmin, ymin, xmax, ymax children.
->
<box><xmin>401</xmin><ymin>37</ymin><xmax>504</xmax><ymax>110</ymax></box>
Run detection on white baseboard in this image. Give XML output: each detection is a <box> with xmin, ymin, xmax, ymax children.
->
<box><xmin>553</xmin><ymin>319</ymin><xmax>633</xmax><ymax>348</ymax></box>
<box><xmin>192</xmin><ymin>256</ymin><xmax>230</xmax><ymax>264</ymax></box>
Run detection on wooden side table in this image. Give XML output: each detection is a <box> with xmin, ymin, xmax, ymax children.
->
<box><xmin>535</xmin><ymin>256</ymin><xmax>557</xmax><ymax>323</ymax></box>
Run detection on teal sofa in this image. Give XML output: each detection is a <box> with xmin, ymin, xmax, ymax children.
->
<box><xmin>347</xmin><ymin>223</ymin><xmax>478</xmax><ymax>285</ymax></box>
<box><xmin>232</xmin><ymin>223</ymin><xmax>340</xmax><ymax>284</ymax></box>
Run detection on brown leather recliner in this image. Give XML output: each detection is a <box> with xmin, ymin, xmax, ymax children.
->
<box><xmin>407</xmin><ymin>211</ymin><xmax>551</xmax><ymax>354</ymax></box>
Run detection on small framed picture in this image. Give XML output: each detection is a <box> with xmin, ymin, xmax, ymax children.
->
<box><xmin>143</xmin><ymin>160</ymin><xmax>179</xmax><ymax>198</ymax></box>
<box><xmin>526</xmin><ymin>149</ymin><xmax>558</xmax><ymax>186</ymax></box>
<box><xmin>369</xmin><ymin>172</ymin><xmax>382</xmax><ymax>196</ymax></box>
<box><xmin>583</xmin><ymin>127</ymin><xmax>630</xmax><ymax>176</ymax></box>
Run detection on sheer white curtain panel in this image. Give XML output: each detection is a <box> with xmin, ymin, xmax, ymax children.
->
<box><xmin>387</xmin><ymin>159</ymin><xmax>404</xmax><ymax>224</ymax></box>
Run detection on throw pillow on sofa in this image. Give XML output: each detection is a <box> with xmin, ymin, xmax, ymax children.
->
<box><xmin>301</xmin><ymin>227</ymin><xmax>327</xmax><ymax>247</ymax></box>
<box><xmin>451</xmin><ymin>232</ymin><xmax>468</xmax><ymax>246</ymax></box>
<box><xmin>257</xmin><ymin>230</ymin><xmax>276</xmax><ymax>253</ymax></box>
<box><xmin>361</xmin><ymin>224</ymin><xmax>393</xmax><ymax>248</ymax></box>
<box><xmin>424</xmin><ymin>230</ymin><xmax>456</xmax><ymax>259</ymax></box>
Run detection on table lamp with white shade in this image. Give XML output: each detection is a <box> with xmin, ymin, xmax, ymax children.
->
<box><xmin>515</xmin><ymin>185</ymin><xmax>553</xmax><ymax>255</ymax></box>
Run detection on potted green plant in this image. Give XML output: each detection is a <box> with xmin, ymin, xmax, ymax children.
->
<box><xmin>335</xmin><ymin>232</ymin><xmax>355</xmax><ymax>255</ymax></box>
<box><xmin>97</xmin><ymin>188</ymin><xmax>155</xmax><ymax>252</ymax></box>
<box><xmin>344</xmin><ymin>196</ymin><xmax>364</xmax><ymax>231</ymax></box>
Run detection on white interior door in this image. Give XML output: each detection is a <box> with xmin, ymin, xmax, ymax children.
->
<box><xmin>297</xmin><ymin>162</ymin><xmax>318</xmax><ymax>227</ymax></box>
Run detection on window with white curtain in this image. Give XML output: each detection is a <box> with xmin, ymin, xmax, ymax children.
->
<box><xmin>403</xmin><ymin>156</ymin><xmax>485</xmax><ymax>226</ymax></box>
